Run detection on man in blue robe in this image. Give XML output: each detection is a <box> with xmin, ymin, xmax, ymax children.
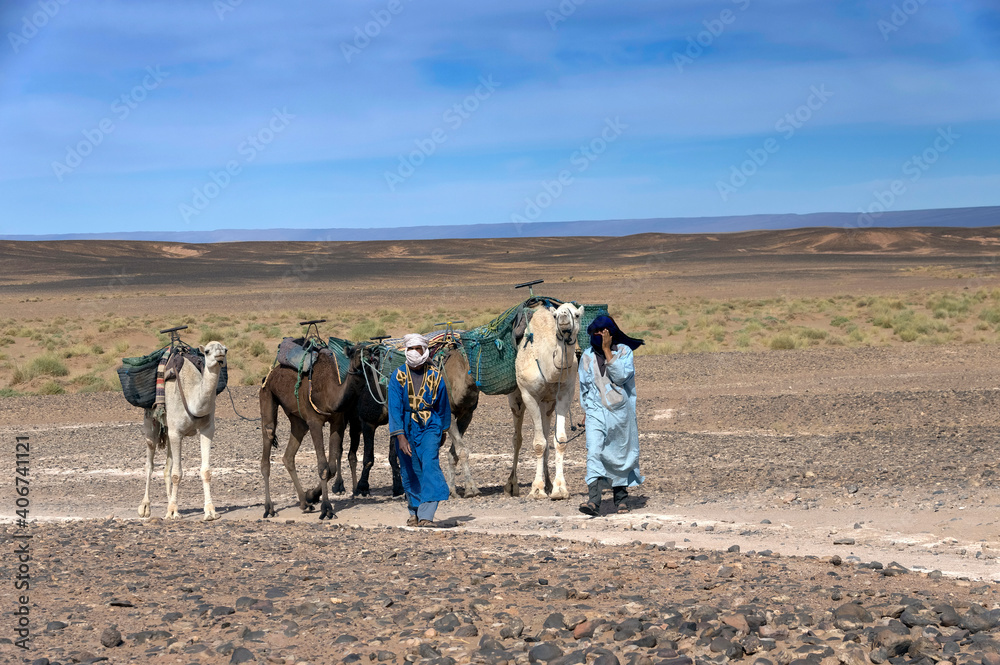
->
<box><xmin>578</xmin><ymin>314</ymin><xmax>644</xmax><ymax>516</ymax></box>
<box><xmin>388</xmin><ymin>333</ymin><xmax>451</xmax><ymax>527</ymax></box>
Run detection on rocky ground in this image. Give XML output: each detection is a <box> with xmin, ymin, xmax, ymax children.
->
<box><xmin>4</xmin><ymin>344</ymin><xmax>1000</xmax><ymax>664</ymax></box>
<box><xmin>7</xmin><ymin>518</ymin><xmax>1000</xmax><ymax>665</ymax></box>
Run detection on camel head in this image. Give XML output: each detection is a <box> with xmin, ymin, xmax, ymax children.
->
<box><xmin>343</xmin><ymin>342</ymin><xmax>373</xmax><ymax>394</ymax></box>
<box><xmin>199</xmin><ymin>341</ymin><xmax>228</xmax><ymax>368</ymax></box>
<box><xmin>345</xmin><ymin>342</ymin><xmax>364</xmax><ymax>378</ymax></box>
<box><xmin>549</xmin><ymin>303</ymin><xmax>585</xmax><ymax>346</ymax></box>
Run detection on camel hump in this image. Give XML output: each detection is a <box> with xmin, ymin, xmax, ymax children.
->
<box><xmin>512</xmin><ymin>307</ymin><xmax>535</xmax><ymax>344</ymax></box>
<box><xmin>526</xmin><ymin>305</ymin><xmax>557</xmax><ymax>334</ymax></box>
<box><xmin>164</xmin><ymin>350</ymin><xmax>205</xmax><ymax>379</ymax></box>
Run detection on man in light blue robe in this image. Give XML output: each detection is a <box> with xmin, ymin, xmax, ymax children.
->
<box><xmin>388</xmin><ymin>333</ymin><xmax>451</xmax><ymax>527</ymax></box>
<box><xmin>578</xmin><ymin>314</ymin><xmax>644</xmax><ymax>515</ymax></box>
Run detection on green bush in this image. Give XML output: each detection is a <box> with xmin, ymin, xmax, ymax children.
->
<box><xmin>29</xmin><ymin>354</ymin><xmax>68</xmax><ymax>378</ymax></box>
<box><xmin>769</xmin><ymin>334</ymin><xmax>797</xmax><ymax>350</ymax></box>
<box><xmin>830</xmin><ymin>316</ymin><xmax>850</xmax><ymax>327</ymax></box>
<box><xmin>350</xmin><ymin>320</ymin><xmax>387</xmax><ymax>341</ymax></box>
<box><xmin>799</xmin><ymin>328</ymin><xmax>828</xmax><ymax>340</ymax></box>
<box><xmin>980</xmin><ymin>307</ymin><xmax>1000</xmax><ymax>325</ymax></box>
<box><xmin>38</xmin><ymin>381</ymin><xmax>65</xmax><ymax>395</ymax></box>
<box><xmin>199</xmin><ymin>328</ymin><xmax>224</xmax><ymax>345</ymax></box>
<box><xmin>249</xmin><ymin>340</ymin><xmax>268</xmax><ymax>358</ymax></box>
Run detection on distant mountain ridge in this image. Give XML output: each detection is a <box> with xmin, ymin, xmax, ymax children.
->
<box><xmin>3</xmin><ymin>206</ymin><xmax>997</xmax><ymax>242</ymax></box>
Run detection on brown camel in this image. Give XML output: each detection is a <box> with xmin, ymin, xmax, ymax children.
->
<box><xmin>259</xmin><ymin>347</ymin><xmax>357</xmax><ymax>520</ymax></box>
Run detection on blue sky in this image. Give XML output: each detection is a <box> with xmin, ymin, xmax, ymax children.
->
<box><xmin>1</xmin><ymin>0</ymin><xmax>998</xmax><ymax>235</ymax></box>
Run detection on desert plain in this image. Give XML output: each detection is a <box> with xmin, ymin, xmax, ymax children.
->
<box><xmin>5</xmin><ymin>227</ymin><xmax>1000</xmax><ymax>665</ymax></box>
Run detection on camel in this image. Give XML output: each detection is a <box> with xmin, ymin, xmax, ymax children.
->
<box><xmin>336</xmin><ymin>344</ymin><xmax>482</xmax><ymax>499</ymax></box>
<box><xmin>506</xmin><ymin>302</ymin><xmax>585</xmax><ymax>499</ymax></box>
<box><xmin>138</xmin><ymin>341</ymin><xmax>228</xmax><ymax>521</ymax></box>
<box><xmin>259</xmin><ymin>347</ymin><xmax>355</xmax><ymax>520</ymax></box>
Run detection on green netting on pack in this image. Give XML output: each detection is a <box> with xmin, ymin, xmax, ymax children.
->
<box><xmin>461</xmin><ymin>299</ymin><xmax>609</xmax><ymax>395</ymax></box>
<box><xmin>121</xmin><ymin>346</ymin><xmax>169</xmax><ymax>368</ymax></box>
<box><xmin>460</xmin><ymin>302</ymin><xmax>524</xmax><ymax>395</ymax></box>
<box><xmin>326</xmin><ymin>337</ymin><xmax>353</xmax><ymax>383</ymax></box>
<box><xmin>578</xmin><ymin>304</ymin><xmax>609</xmax><ymax>353</ymax></box>
<box><xmin>377</xmin><ymin>346</ymin><xmax>405</xmax><ymax>386</ymax></box>
<box><xmin>117</xmin><ymin>346</ymin><xmax>169</xmax><ymax>408</ymax></box>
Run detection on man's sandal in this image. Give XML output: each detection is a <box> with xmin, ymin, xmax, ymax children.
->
<box><xmin>578</xmin><ymin>501</ymin><xmax>600</xmax><ymax>517</ymax></box>
<box><xmin>417</xmin><ymin>519</ymin><xmax>440</xmax><ymax>528</ymax></box>
<box><xmin>406</xmin><ymin>515</ymin><xmax>418</xmax><ymax>527</ymax></box>
<box><xmin>616</xmin><ymin>504</ymin><xmax>630</xmax><ymax>514</ymax></box>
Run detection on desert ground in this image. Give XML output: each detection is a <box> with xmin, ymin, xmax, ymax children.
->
<box><xmin>4</xmin><ymin>227</ymin><xmax>1000</xmax><ymax>665</ymax></box>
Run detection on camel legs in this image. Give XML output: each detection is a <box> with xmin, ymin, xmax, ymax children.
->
<box><xmin>549</xmin><ymin>388</ymin><xmax>573</xmax><ymax>500</ymax></box>
<box><xmin>199</xmin><ymin>421</ymin><xmax>218</xmax><ymax>521</ymax></box>
<box><xmin>347</xmin><ymin>420</ymin><xmax>360</xmax><ymax>494</ymax></box>
<box><xmin>526</xmin><ymin>393</ymin><xmax>555</xmax><ymax>499</ymax></box>
<box><xmin>445</xmin><ymin>409</ymin><xmax>479</xmax><ymax>498</ymax></box>
<box><xmin>138</xmin><ymin>410</ymin><xmax>159</xmax><ymax>518</ymax></box>
<box><xmin>441</xmin><ymin>432</ymin><xmax>457</xmax><ymax>497</ymax></box>
<box><xmin>260</xmin><ymin>389</ymin><xmax>280</xmax><ymax>518</ymax></box>
<box><xmin>305</xmin><ymin>419</ymin><xmax>335</xmax><ymax>520</ymax></box>
<box><xmin>329</xmin><ymin>415</ymin><xmax>347</xmax><ymax>495</ymax></box>
<box><xmin>354</xmin><ymin>421</ymin><xmax>378</xmax><ymax>497</ymax></box>
<box><xmin>505</xmin><ymin>392</ymin><xmax>524</xmax><ymax>496</ymax></box>
<box><xmin>139</xmin><ymin>442</ymin><xmax>155</xmax><ymax>518</ymax></box>
<box><xmin>388</xmin><ymin>434</ymin><xmax>403</xmax><ymax>497</ymax></box>
<box><xmin>261</xmin><ymin>425</ymin><xmax>277</xmax><ymax>518</ymax></box>
<box><xmin>165</xmin><ymin>429</ymin><xmax>183</xmax><ymax>519</ymax></box>
<box><xmin>281</xmin><ymin>417</ymin><xmax>311</xmax><ymax>512</ymax></box>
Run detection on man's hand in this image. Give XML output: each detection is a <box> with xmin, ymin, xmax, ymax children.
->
<box><xmin>396</xmin><ymin>434</ymin><xmax>412</xmax><ymax>457</ymax></box>
<box><xmin>600</xmin><ymin>329</ymin><xmax>613</xmax><ymax>360</ymax></box>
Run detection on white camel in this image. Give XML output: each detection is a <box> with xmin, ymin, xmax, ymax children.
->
<box><xmin>138</xmin><ymin>341</ymin><xmax>227</xmax><ymax>521</ymax></box>
<box><xmin>506</xmin><ymin>302</ymin><xmax>585</xmax><ymax>499</ymax></box>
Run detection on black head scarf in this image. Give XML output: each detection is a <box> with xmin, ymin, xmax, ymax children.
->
<box><xmin>587</xmin><ymin>314</ymin><xmax>644</xmax><ymax>353</ymax></box>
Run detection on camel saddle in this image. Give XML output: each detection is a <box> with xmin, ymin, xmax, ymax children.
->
<box><xmin>163</xmin><ymin>349</ymin><xmax>207</xmax><ymax>381</ymax></box>
<box><xmin>275</xmin><ymin>336</ymin><xmax>327</xmax><ymax>374</ymax></box>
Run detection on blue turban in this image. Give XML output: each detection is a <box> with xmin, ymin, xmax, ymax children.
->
<box><xmin>587</xmin><ymin>314</ymin><xmax>644</xmax><ymax>352</ymax></box>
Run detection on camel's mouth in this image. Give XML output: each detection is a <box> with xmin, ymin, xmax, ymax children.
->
<box><xmin>557</xmin><ymin>324</ymin><xmax>577</xmax><ymax>345</ymax></box>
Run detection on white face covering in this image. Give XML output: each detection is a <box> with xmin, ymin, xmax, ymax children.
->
<box><xmin>405</xmin><ymin>347</ymin><xmax>429</xmax><ymax>368</ymax></box>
